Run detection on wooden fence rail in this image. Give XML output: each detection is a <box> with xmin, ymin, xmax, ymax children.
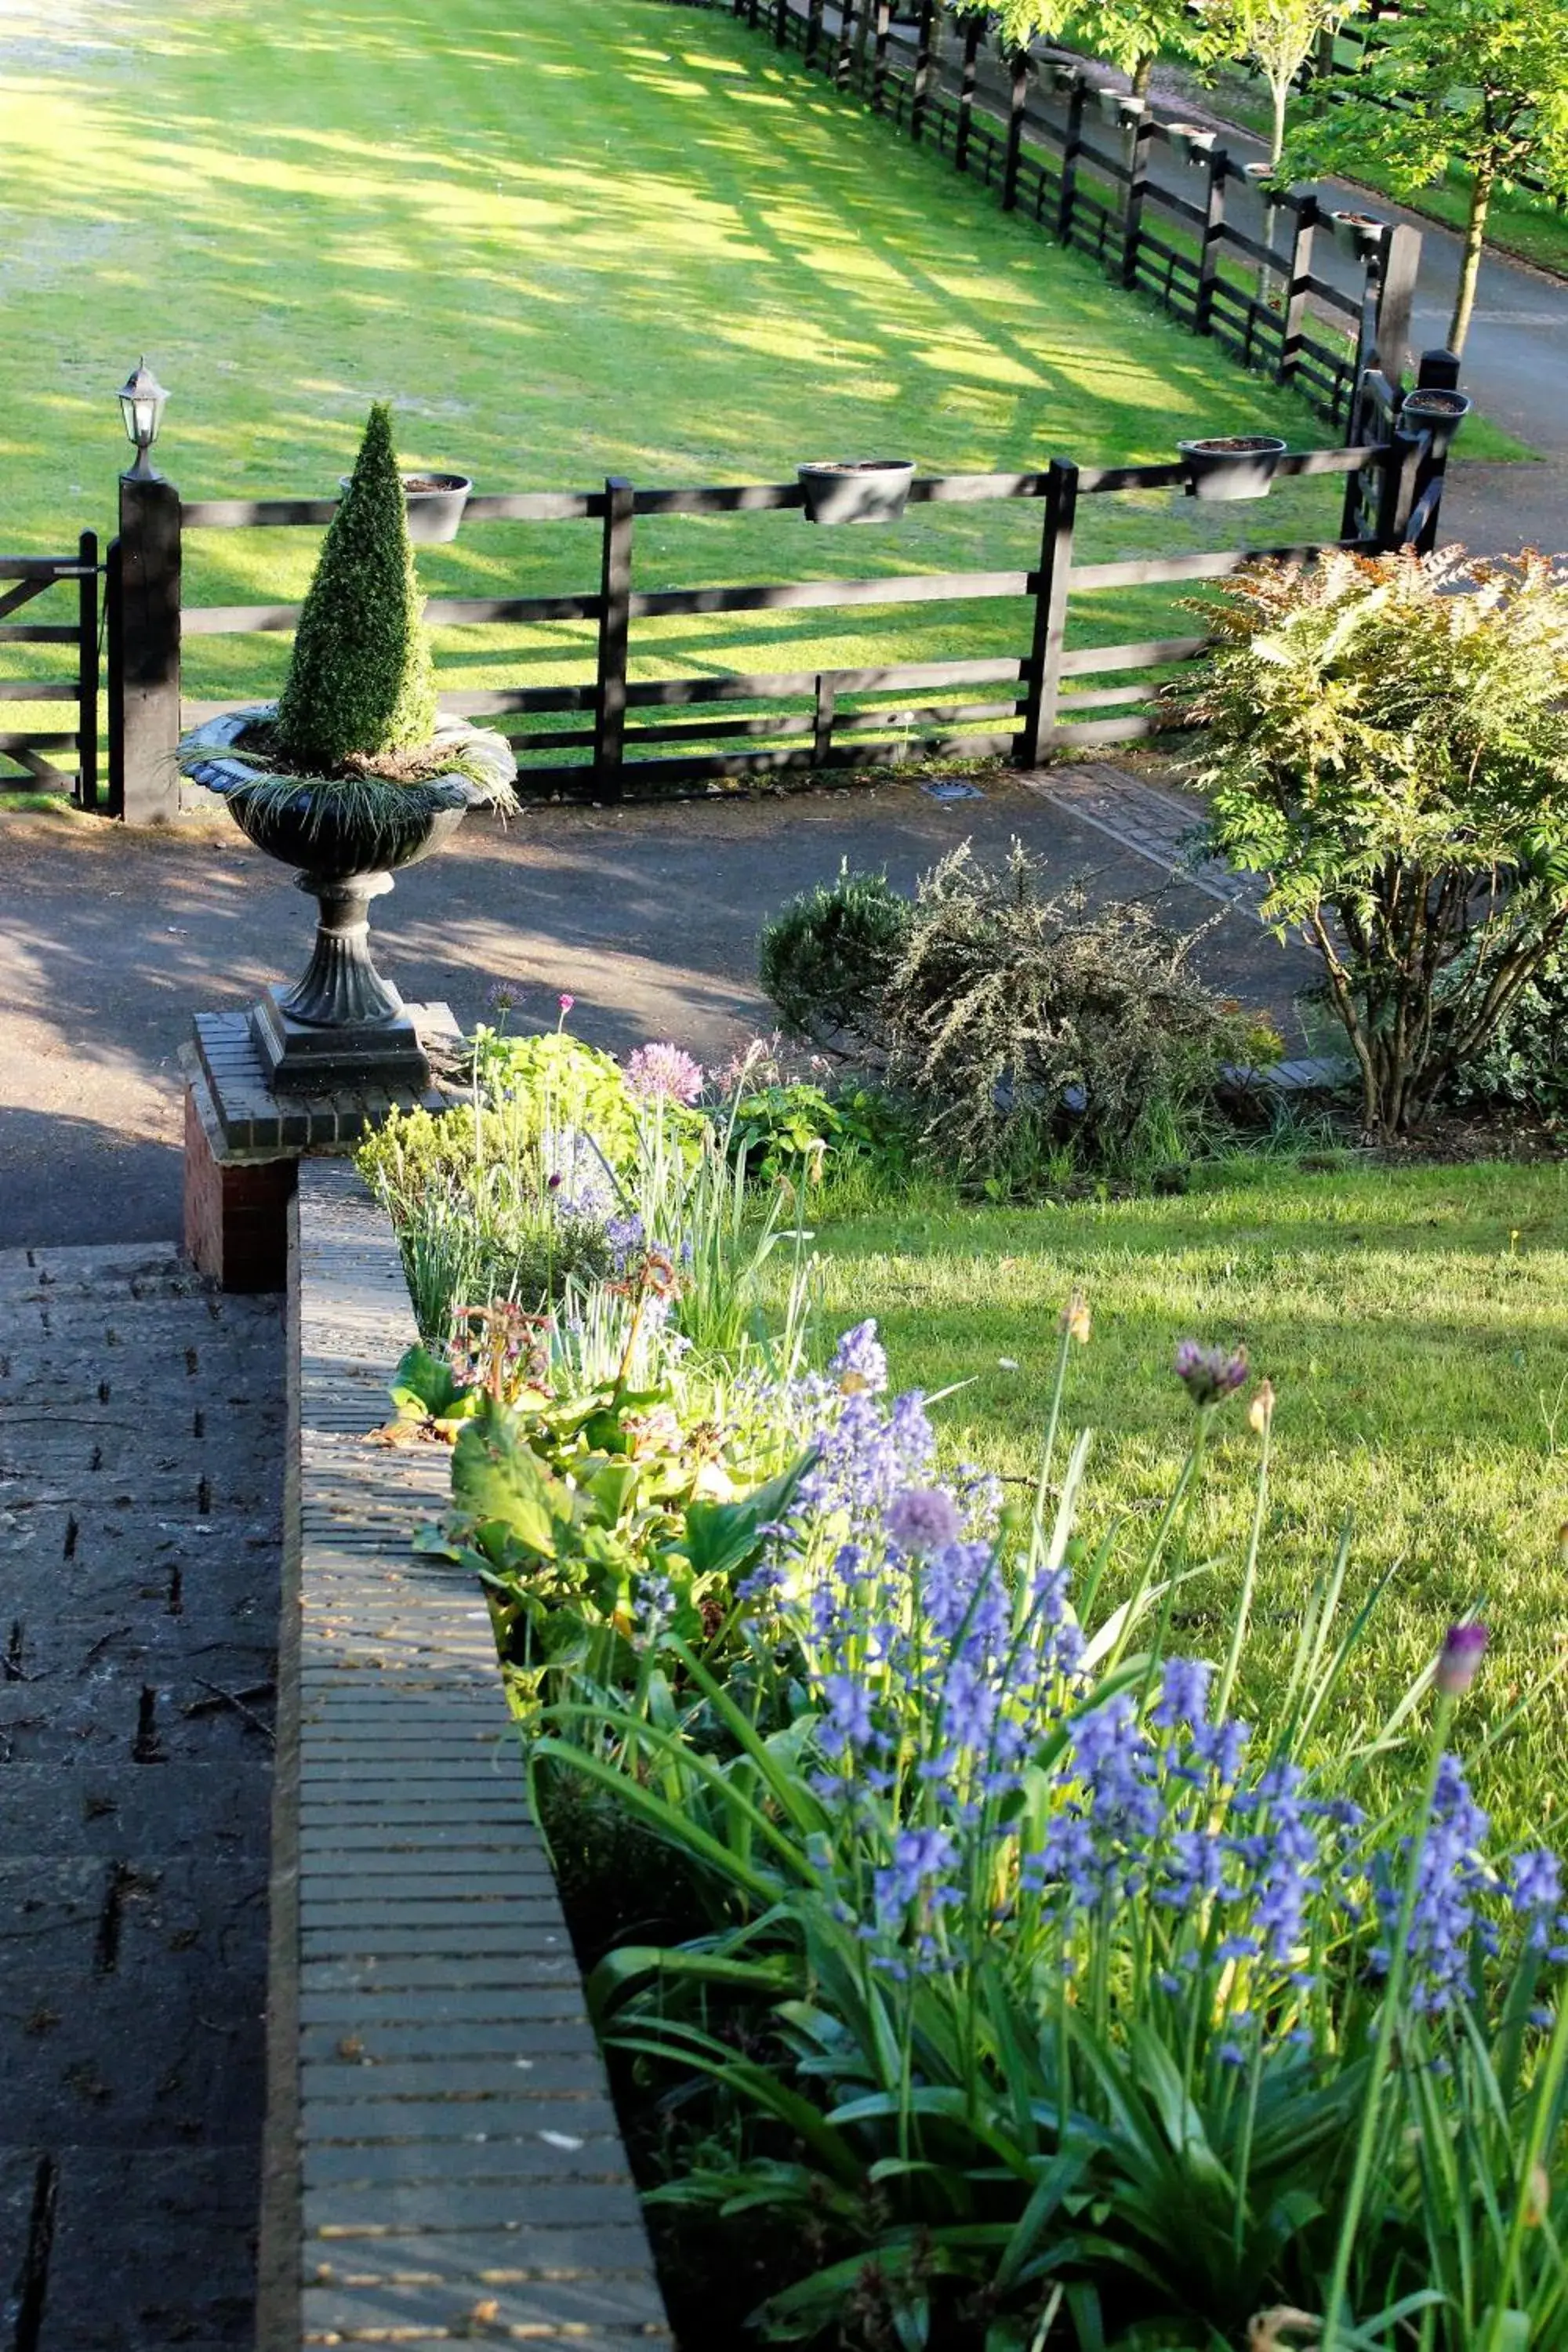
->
<box><xmin>713</xmin><ymin>0</ymin><xmax>1421</xmax><ymax>434</ymax></box>
<box><xmin>105</xmin><ymin>356</ymin><xmax>1461</xmax><ymax>819</ymax></box>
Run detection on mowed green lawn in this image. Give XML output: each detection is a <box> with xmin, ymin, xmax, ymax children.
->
<box><xmin>813</xmin><ymin>1159</ymin><xmax>1568</xmax><ymax>1837</ymax></box>
<box><xmin>0</xmin><ymin>0</ymin><xmax>1356</xmax><ymax>736</ymax></box>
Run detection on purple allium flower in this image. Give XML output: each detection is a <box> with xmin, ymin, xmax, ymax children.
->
<box><xmin>558</xmin><ymin>991</ymin><xmax>575</xmax><ymax>1014</ymax></box>
<box><xmin>626</xmin><ymin>1040</ymin><xmax>704</xmax><ymax>1105</ymax></box>
<box><xmin>487</xmin><ymin>976</ymin><xmax>523</xmax><ymax>1014</ymax></box>
<box><xmin>831</xmin><ymin>1319</ymin><xmax>888</xmax><ymax>1396</ymax></box>
<box><xmin>884</xmin><ymin>1486</ymin><xmax>963</xmax><ymax>1555</ymax></box>
<box><xmin>1174</xmin><ymin>1339</ymin><xmax>1249</xmax><ymax>1407</ymax></box>
<box><xmin>1436</xmin><ymin>1621</ymin><xmax>1489</xmax><ymax>1697</ymax></box>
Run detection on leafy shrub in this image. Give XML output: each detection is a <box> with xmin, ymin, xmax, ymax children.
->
<box><xmin>1442</xmin><ymin>947</ymin><xmax>1568</xmax><ymax>1118</ymax></box>
<box><xmin>473</xmin><ymin>1028</ymin><xmax>641</xmax><ymax>1166</ymax></box>
<box><xmin>757</xmin><ymin>862</ymin><xmax>912</xmax><ymax>1047</ymax></box>
<box><xmin>1190</xmin><ymin>547</ymin><xmax>1568</xmax><ymax>1137</ymax></box>
<box><xmin>881</xmin><ymin>840</ymin><xmax>1272</xmax><ymax>1185</ymax></box>
<box><xmin>274</xmin><ymin>401</ymin><xmax>438</xmax><ymax>772</ymax></box>
<box><xmin>724</xmin><ymin>1073</ymin><xmax>916</xmax><ymax>1196</ymax></box>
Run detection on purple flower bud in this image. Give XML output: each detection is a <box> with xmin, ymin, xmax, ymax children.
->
<box><xmin>1436</xmin><ymin>1621</ymin><xmax>1488</xmax><ymax>1696</ymax></box>
<box><xmin>1174</xmin><ymin>1339</ymin><xmax>1248</xmax><ymax>1407</ymax></box>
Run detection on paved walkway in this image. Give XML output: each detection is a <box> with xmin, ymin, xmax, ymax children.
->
<box><xmin>0</xmin><ymin>1243</ymin><xmax>282</xmax><ymax>2350</ymax></box>
<box><xmin>0</xmin><ymin>771</ymin><xmax>1316</xmax><ymax>1251</ymax></box>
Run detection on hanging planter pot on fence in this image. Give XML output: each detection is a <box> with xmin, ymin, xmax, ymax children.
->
<box><xmin>338</xmin><ymin>470</ymin><xmax>472</xmax><ymax>543</ymax></box>
<box><xmin>1399</xmin><ymin>387</ymin><xmax>1472</xmax><ymax>455</ymax></box>
<box><xmin>1177</xmin><ymin>434</ymin><xmax>1288</xmax><ymax>501</ymax></box>
<box><xmin>1094</xmin><ymin>88</ymin><xmax>1143</xmax><ymax>130</ymax></box>
<box><xmin>797</xmin><ymin>459</ymin><xmax>915</xmax><ymax>524</ymax></box>
<box><xmin>1163</xmin><ymin>123</ymin><xmax>1215</xmax><ymax>165</ymax></box>
<box><xmin>1326</xmin><ymin>209</ymin><xmax>1385</xmax><ymax>261</ymax></box>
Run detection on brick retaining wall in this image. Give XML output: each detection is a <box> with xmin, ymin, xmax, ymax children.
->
<box><xmin>262</xmin><ymin>1160</ymin><xmax>673</xmax><ymax>2348</ymax></box>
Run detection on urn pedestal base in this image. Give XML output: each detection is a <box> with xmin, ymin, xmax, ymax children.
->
<box><xmin>251</xmin><ymin>986</ymin><xmax>435</xmax><ymax>1094</ymax></box>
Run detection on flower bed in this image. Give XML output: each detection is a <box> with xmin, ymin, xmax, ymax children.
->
<box><xmin>362</xmin><ymin>1023</ymin><xmax>1568</xmax><ymax>2352</ymax></box>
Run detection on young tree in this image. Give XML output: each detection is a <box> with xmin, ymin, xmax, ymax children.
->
<box><xmin>1192</xmin><ymin>0</ymin><xmax>1365</xmax><ymax>169</ymax></box>
<box><xmin>1295</xmin><ymin>0</ymin><xmax>1568</xmax><ymax>353</ymax></box>
<box><xmin>984</xmin><ymin>0</ymin><xmax>1198</xmax><ymax>94</ymax></box>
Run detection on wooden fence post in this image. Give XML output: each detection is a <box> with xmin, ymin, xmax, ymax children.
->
<box><xmin>1001</xmin><ymin>49</ymin><xmax>1028</xmax><ymax>211</ymax></box>
<box><xmin>1195</xmin><ymin>151</ymin><xmax>1226</xmax><ymax>332</ymax></box>
<box><xmin>1372</xmin><ymin>222</ymin><xmax>1421</xmax><ymax>390</ymax></box>
<box><xmin>115</xmin><ymin>470</ymin><xmax>182</xmax><ymax>826</ymax></box>
<box><xmin>1055</xmin><ymin>73</ymin><xmax>1084</xmax><ymax>245</ymax></box>
<box><xmin>835</xmin><ymin>0</ymin><xmax>857</xmax><ymax>90</ymax></box>
<box><xmin>955</xmin><ymin>17</ymin><xmax>980</xmax><ymax>173</ymax></box>
<box><xmin>912</xmin><ymin>0</ymin><xmax>935</xmax><ymax>140</ymax></box>
<box><xmin>593</xmin><ymin>477</ymin><xmax>633</xmax><ymax>801</ymax></box>
<box><xmin>871</xmin><ymin>0</ymin><xmax>891</xmax><ymax>113</ymax></box>
<box><xmin>74</xmin><ymin>528</ymin><xmax>99</xmax><ymax>812</ymax></box>
<box><xmin>1406</xmin><ymin>345</ymin><xmax>1461</xmax><ymax>553</ymax></box>
<box><xmin>806</xmin><ymin>0</ymin><xmax>823</xmax><ymax>69</ymax></box>
<box><xmin>1019</xmin><ymin>459</ymin><xmax>1079</xmax><ymax>768</ymax></box>
<box><xmin>813</xmin><ymin>672</ymin><xmax>836</xmax><ymax>766</ymax></box>
<box><xmin>1278</xmin><ymin>195</ymin><xmax>1316</xmax><ymax>384</ymax></box>
<box><xmin>1120</xmin><ymin>109</ymin><xmax>1152</xmax><ymax>288</ymax></box>
<box><xmin>105</xmin><ymin>538</ymin><xmax>124</xmax><ymax>819</ymax></box>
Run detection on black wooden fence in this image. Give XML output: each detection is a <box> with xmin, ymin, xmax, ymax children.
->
<box><xmin>106</xmin><ymin>356</ymin><xmax>1457</xmax><ymax>820</ymax></box>
<box><xmin>0</xmin><ymin>536</ymin><xmax>99</xmax><ymax>808</ymax></box>
<box><xmin>716</xmin><ymin>0</ymin><xmax>1421</xmax><ymax>434</ymax></box>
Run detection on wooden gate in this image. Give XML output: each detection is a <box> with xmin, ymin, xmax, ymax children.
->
<box><xmin>0</xmin><ymin>534</ymin><xmax>100</xmax><ymax>807</ymax></box>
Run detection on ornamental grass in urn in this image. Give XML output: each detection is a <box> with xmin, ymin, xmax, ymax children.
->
<box><xmin>179</xmin><ymin>401</ymin><xmax>517</xmax><ymax>1088</ymax></box>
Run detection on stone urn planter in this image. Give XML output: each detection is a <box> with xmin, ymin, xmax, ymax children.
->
<box><xmin>1177</xmin><ymin>434</ymin><xmax>1288</xmax><ymax>502</ymax></box>
<box><xmin>797</xmin><ymin>459</ymin><xmax>915</xmax><ymax>524</ymax></box>
<box><xmin>182</xmin><ymin>706</ymin><xmax>515</xmax><ymax>1089</ymax></box>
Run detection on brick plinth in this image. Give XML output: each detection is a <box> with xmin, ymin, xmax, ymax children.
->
<box><xmin>181</xmin><ymin>1004</ymin><xmax>464</xmax><ymax>1295</ymax></box>
<box><xmin>183</xmin><ymin>1083</ymin><xmax>296</xmax><ymax>1291</ymax></box>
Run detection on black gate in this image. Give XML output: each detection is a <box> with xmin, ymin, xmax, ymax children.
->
<box><xmin>0</xmin><ymin>533</ymin><xmax>99</xmax><ymax>808</ymax></box>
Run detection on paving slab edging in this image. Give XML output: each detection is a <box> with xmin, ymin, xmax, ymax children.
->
<box><xmin>259</xmin><ymin>1159</ymin><xmax>673</xmax><ymax>2349</ymax></box>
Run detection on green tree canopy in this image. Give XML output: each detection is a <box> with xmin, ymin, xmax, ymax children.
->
<box><xmin>274</xmin><ymin>400</ymin><xmax>438</xmax><ymax>774</ymax></box>
<box><xmin>1292</xmin><ymin>0</ymin><xmax>1568</xmax><ymax>352</ymax></box>
<box><xmin>1192</xmin><ymin>0</ymin><xmax>1365</xmax><ymax>166</ymax></box>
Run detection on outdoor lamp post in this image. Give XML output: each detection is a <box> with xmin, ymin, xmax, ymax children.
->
<box><xmin>118</xmin><ymin>358</ymin><xmax>168</xmax><ymax>478</ymax></box>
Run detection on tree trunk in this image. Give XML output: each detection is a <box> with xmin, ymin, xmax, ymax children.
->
<box><xmin>1269</xmin><ymin>74</ymin><xmax>1288</xmax><ymax>169</ymax></box>
<box><xmin>1131</xmin><ymin>49</ymin><xmax>1153</xmax><ymax>97</ymax></box>
<box><xmin>1449</xmin><ymin>160</ymin><xmax>1494</xmax><ymax>354</ymax></box>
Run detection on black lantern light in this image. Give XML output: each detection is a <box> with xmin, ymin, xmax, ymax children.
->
<box><xmin>117</xmin><ymin>358</ymin><xmax>168</xmax><ymax>477</ymax></box>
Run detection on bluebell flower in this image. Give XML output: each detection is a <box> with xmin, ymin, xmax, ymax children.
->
<box><xmin>831</xmin><ymin>1319</ymin><xmax>889</xmax><ymax>1396</ymax></box>
<box><xmin>1152</xmin><ymin>1657</ymin><xmax>1213</xmax><ymax>1730</ymax></box>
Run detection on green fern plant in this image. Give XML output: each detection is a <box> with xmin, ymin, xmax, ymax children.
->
<box><xmin>273</xmin><ymin>401</ymin><xmax>438</xmax><ymax>772</ymax></box>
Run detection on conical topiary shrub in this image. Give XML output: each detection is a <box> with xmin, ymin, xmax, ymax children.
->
<box><xmin>273</xmin><ymin>401</ymin><xmax>439</xmax><ymax>773</ymax></box>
